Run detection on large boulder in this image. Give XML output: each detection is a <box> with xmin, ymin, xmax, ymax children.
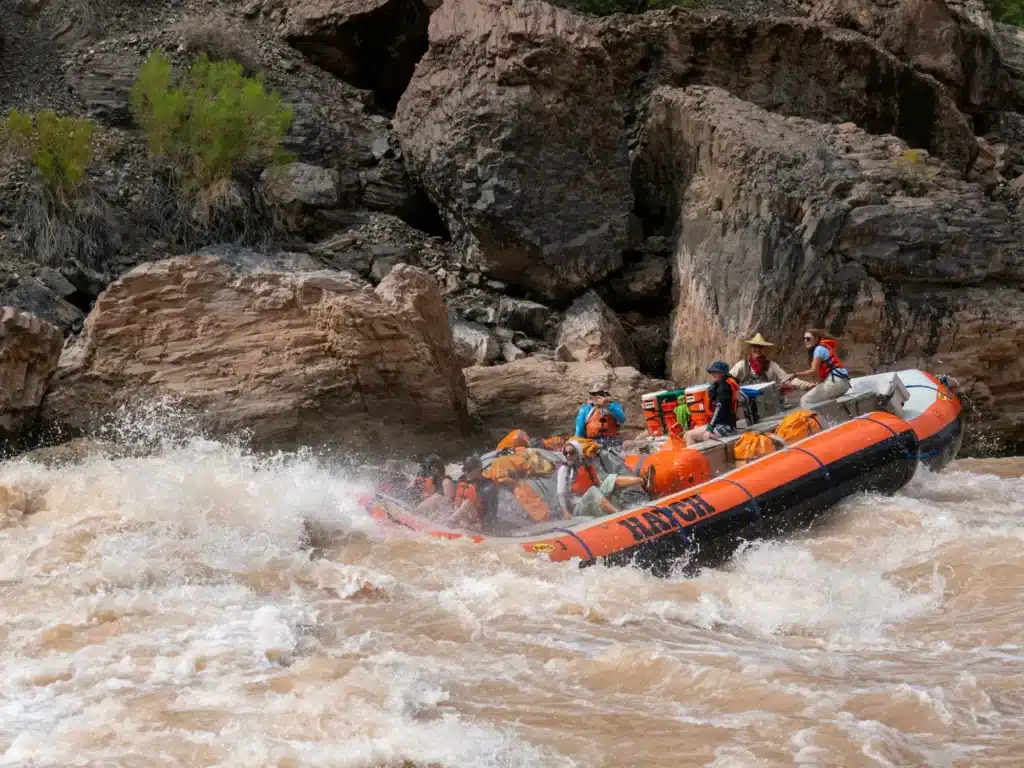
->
<box><xmin>395</xmin><ymin>0</ymin><xmax>632</xmax><ymax>300</ymax></box>
<box><xmin>451</xmin><ymin>320</ymin><xmax>501</xmax><ymax>367</ymax></box>
<box><xmin>636</xmin><ymin>86</ymin><xmax>1024</xmax><ymax>444</ymax></box>
<box><xmin>395</xmin><ymin>0</ymin><xmax>976</xmax><ymax>299</ymax></box>
<box><xmin>464</xmin><ymin>357</ymin><xmax>672</xmax><ymax>441</ymax></box>
<box><xmin>555</xmin><ymin>290</ymin><xmax>636</xmax><ymax>367</ymax></box>
<box><xmin>496</xmin><ymin>297</ymin><xmax>553</xmax><ymax>338</ymax></box>
<box><xmin>41</xmin><ymin>253</ymin><xmax>470</xmax><ymax>453</ymax></box>
<box><xmin>0</xmin><ymin>307</ymin><xmax>64</xmax><ymax>441</ymax></box>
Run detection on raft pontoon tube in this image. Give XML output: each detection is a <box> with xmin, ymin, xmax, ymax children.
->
<box><xmin>366</xmin><ymin>370</ymin><xmax>963</xmax><ymax>570</ymax></box>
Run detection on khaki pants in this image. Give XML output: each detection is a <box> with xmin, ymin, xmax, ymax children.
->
<box><xmin>573</xmin><ymin>475</ymin><xmax>619</xmax><ymax>517</ymax></box>
<box><xmin>800</xmin><ymin>376</ymin><xmax>851</xmax><ymax>407</ymax></box>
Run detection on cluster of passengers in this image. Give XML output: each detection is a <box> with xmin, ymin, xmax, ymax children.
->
<box><xmin>395</xmin><ymin>328</ymin><xmax>849</xmax><ymax>531</ymax></box>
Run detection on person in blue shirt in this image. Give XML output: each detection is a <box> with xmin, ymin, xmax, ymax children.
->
<box><xmin>793</xmin><ymin>328</ymin><xmax>851</xmax><ymax>406</ymax></box>
<box><xmin>575</xmin><ymin>383</ymin><xmax>626</xmax><ymax>445</ymax></box>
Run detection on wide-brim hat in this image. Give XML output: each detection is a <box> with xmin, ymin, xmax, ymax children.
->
<box><xmin>589</xmin><ymin>382</ymin><xmax>610</xmax><ymax>395</ymax></box>
<box><xmin>744</xmin><ymin>332</ymin><xmax>775</xmax><ymax>347</ymax></box>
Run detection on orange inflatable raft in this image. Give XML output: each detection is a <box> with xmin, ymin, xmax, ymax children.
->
<box><xmin>366</xmin><ymin>370</ymin><xmax>963</xmax><ymax>572</ymax></box>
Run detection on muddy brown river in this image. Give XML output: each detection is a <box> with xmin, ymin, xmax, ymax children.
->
<box><xmin>1</xmin><ymin>434</ymin><xmax>1021</xmax><ymax>767</ymax></box>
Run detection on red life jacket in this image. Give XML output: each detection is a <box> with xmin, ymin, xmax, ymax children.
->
<box><xmin>584</xmin><ymin>405</ymin><xmax>618</xmax><ymax>439</ymax></box>
<box><xmin>813</xmin><ymin>338</ymin><xmax>847</xmax><ymax>381</ymax></box>
<box><xmin>569</xmin><ymin>462</ymin><xmax>601</xmax><ymax>496</ymax></box>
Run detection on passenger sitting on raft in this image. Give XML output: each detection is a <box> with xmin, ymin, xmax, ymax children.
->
<box><xmin>793</xmin><ymin>328</ymin><xmax>851</xmax><ymax>406</ymax></box>
<box><xmin>409</xmin><ymin>454</ymin><xmax>455</xmax><ymax>518</ymax></box>
<box><xmin>730</xmin><ymin>333</ymin><xmax>809</xmax><ymax>392</ymax></box>
<box><xmin>451</xmin><ymin>455</ymin><xmax>498</xmax><ymax>531</ymax></box>
<box><xmin>684</xmin><ymin>361</ymin><xmax>740</xmax><ymax>446</ymax></box>
<box><xmin>575</xmin><ymin>383</ymin><xmax>625</xmax><ymax>446</ymax></box>
<box><xmin>556</xmin><ymin>442</ymin><xmax>651</xmax><ymax>520</ymax></box>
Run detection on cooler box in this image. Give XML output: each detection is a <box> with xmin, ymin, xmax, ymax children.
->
<box><xmin>641</xmin><ymin>388</ymin><xmax>688</xmax><ymax>436</ymax></box>
<box><xmin>740</xmin><ymin>381</ymin><xmax>781</xmax><ymax>419</ymax></box>
<box><xmin>684</xmin><ymin>384</ymin><xmax>713</xmax><ymax>427</ymax></box>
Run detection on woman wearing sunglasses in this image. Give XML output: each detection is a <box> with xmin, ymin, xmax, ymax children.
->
<box><xmin>792</xmin><ymin>328</ymin><xmax>851</xmax><ymax>406</ymax></box>
<box><xmin>555</xmin><ymin>442</ymin><xmax>651</xmax><ymax>520</ymax></box>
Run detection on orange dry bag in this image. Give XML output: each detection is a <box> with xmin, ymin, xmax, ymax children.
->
<box><xmin>775</xmin><ymin>410</ymin><xmax>824</xmax><ymax>443</ymax></box>
<box><xmin>733</xmin><ymin>432</ymin><xmax>778</xmax><ymax>465</ymax></box>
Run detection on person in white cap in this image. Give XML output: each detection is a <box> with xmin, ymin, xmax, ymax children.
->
<box><xmin>574</xmin><ymin>382</ymin><xmax>626</xmax><ymax>445</ymax></box>
<box><xmin>730</xmin><ymin>332</ymin><xmax>810</xmax><ymax>394</ymax></box>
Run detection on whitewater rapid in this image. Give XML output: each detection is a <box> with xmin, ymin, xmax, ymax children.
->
<box><xmin>0</xmin><ymin>432</ymin><xmax>1021</xmax><ymax>767</ymax></box>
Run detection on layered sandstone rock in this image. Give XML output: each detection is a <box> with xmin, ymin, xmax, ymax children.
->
<box><xmin>42</xmin><ymin>253</ymin><xmax>469</xmax><ymax>452</ymax></box>
<box><xmin>395</xmin><ymin>0</ymin><xmax>977</xmax><ymax>299</ymax></box>
<box><xmin>636</xmin><ymin>86</ymin><xmax>1023</xmax><ymax>444</ymax></box>
<box><xmin>0</xmin><ymin>307</ymin><xmax>64</xmax><ymax>440</ymax></box>
<box><xmin>464</xmin><ymin>358</ymin><xmax>672</xmax><ymax>441</ymax></box>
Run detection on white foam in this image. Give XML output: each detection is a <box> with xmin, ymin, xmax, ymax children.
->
<box><xmin>0</xmin><ymin>415</ymin><xmax>1021</xmax><ymax>766</ymax></box>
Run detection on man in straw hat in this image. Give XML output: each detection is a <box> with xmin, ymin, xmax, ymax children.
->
<box><xmin>730</xmin><ymin>332</ymin><xmax>810</xmax><ymax>392</ymax></box>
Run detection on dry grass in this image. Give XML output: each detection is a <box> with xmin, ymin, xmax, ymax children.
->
<box><xmin>139</xmin><ymin>173</ymin><xmax>288</xmax><ymax>251</ymax></box>
<box><xmin>19</xmin><ymin>182</ymin><xmax>119</xmax><ymax>270</ymax></box>
<box><xmin>180</xmin><ymin>17</ymin><xmax>262</xmax><ymax>76</ymax></box>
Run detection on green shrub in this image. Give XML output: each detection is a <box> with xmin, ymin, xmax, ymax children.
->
<box><xmin>994</xmin><ymin>0</ymin><xmax>1024</xmax><ymax>26</ymax></box>
<box><xmin>575</xmin><ymin>0</ymin><xmax>703</xmax><ymax>15</ymax></box>
<box><xmin>0</xmin><ymin>109</ymin><xmax>96</xmax><ymax>201</ymax></box>
<box><xmin>130</xmin><ymin>50</ymin><xmax>294</xmax><ymax>193</ymax></box>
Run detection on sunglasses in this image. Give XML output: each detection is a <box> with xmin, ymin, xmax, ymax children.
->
<box><xmin>803</xmin><ymin>336</ymin><xmax>814</xmax><ymax>341</ymax></box>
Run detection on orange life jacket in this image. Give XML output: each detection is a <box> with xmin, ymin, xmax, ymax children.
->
<box><xmin>532</xmin><ymin>435</ymin><xmax>567</xmax><ymax>451</ymax></box>
<box><xmin>584</xmin><ymin>406</ymin><xmax>618</xmax><ymax>439</ymax></box>
<box><xmin>454</xmin><ymin>480</ymin><xmax>478</xmax><ymax>508</ymax></box>
<box><xmin>813</xmin><ymin>338</ymin><xmax>847</xmax><ymax>381</ymax></box>
<box><xmin>569</xmin><ymin>462</ymin><xmax>601</xmax><ymax>496</ymax></box>
<box><xmin>496</xmin><ymin>429</ymin><xmax>531</xmax><ymax>452</ymax></box>
<box><xmin>515</xmin><ymin>480</ymin><xmax>551</xmax><ymax>522</ymax></box>
<box><xmin>725</xmin><ymin>376</ymin><xmax>740</xmax><ymax>412</ymax></box>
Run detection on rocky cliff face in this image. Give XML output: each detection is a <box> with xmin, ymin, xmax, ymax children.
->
<box><xmin>1</xmin><ymin>0</ymin><xmax>1023</xmax><ymax>454</ymax></box>
<box><xmin>636</xmin><ymin>85</ymin><xmax>1023</xmax><ymax>446</ymax></box>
